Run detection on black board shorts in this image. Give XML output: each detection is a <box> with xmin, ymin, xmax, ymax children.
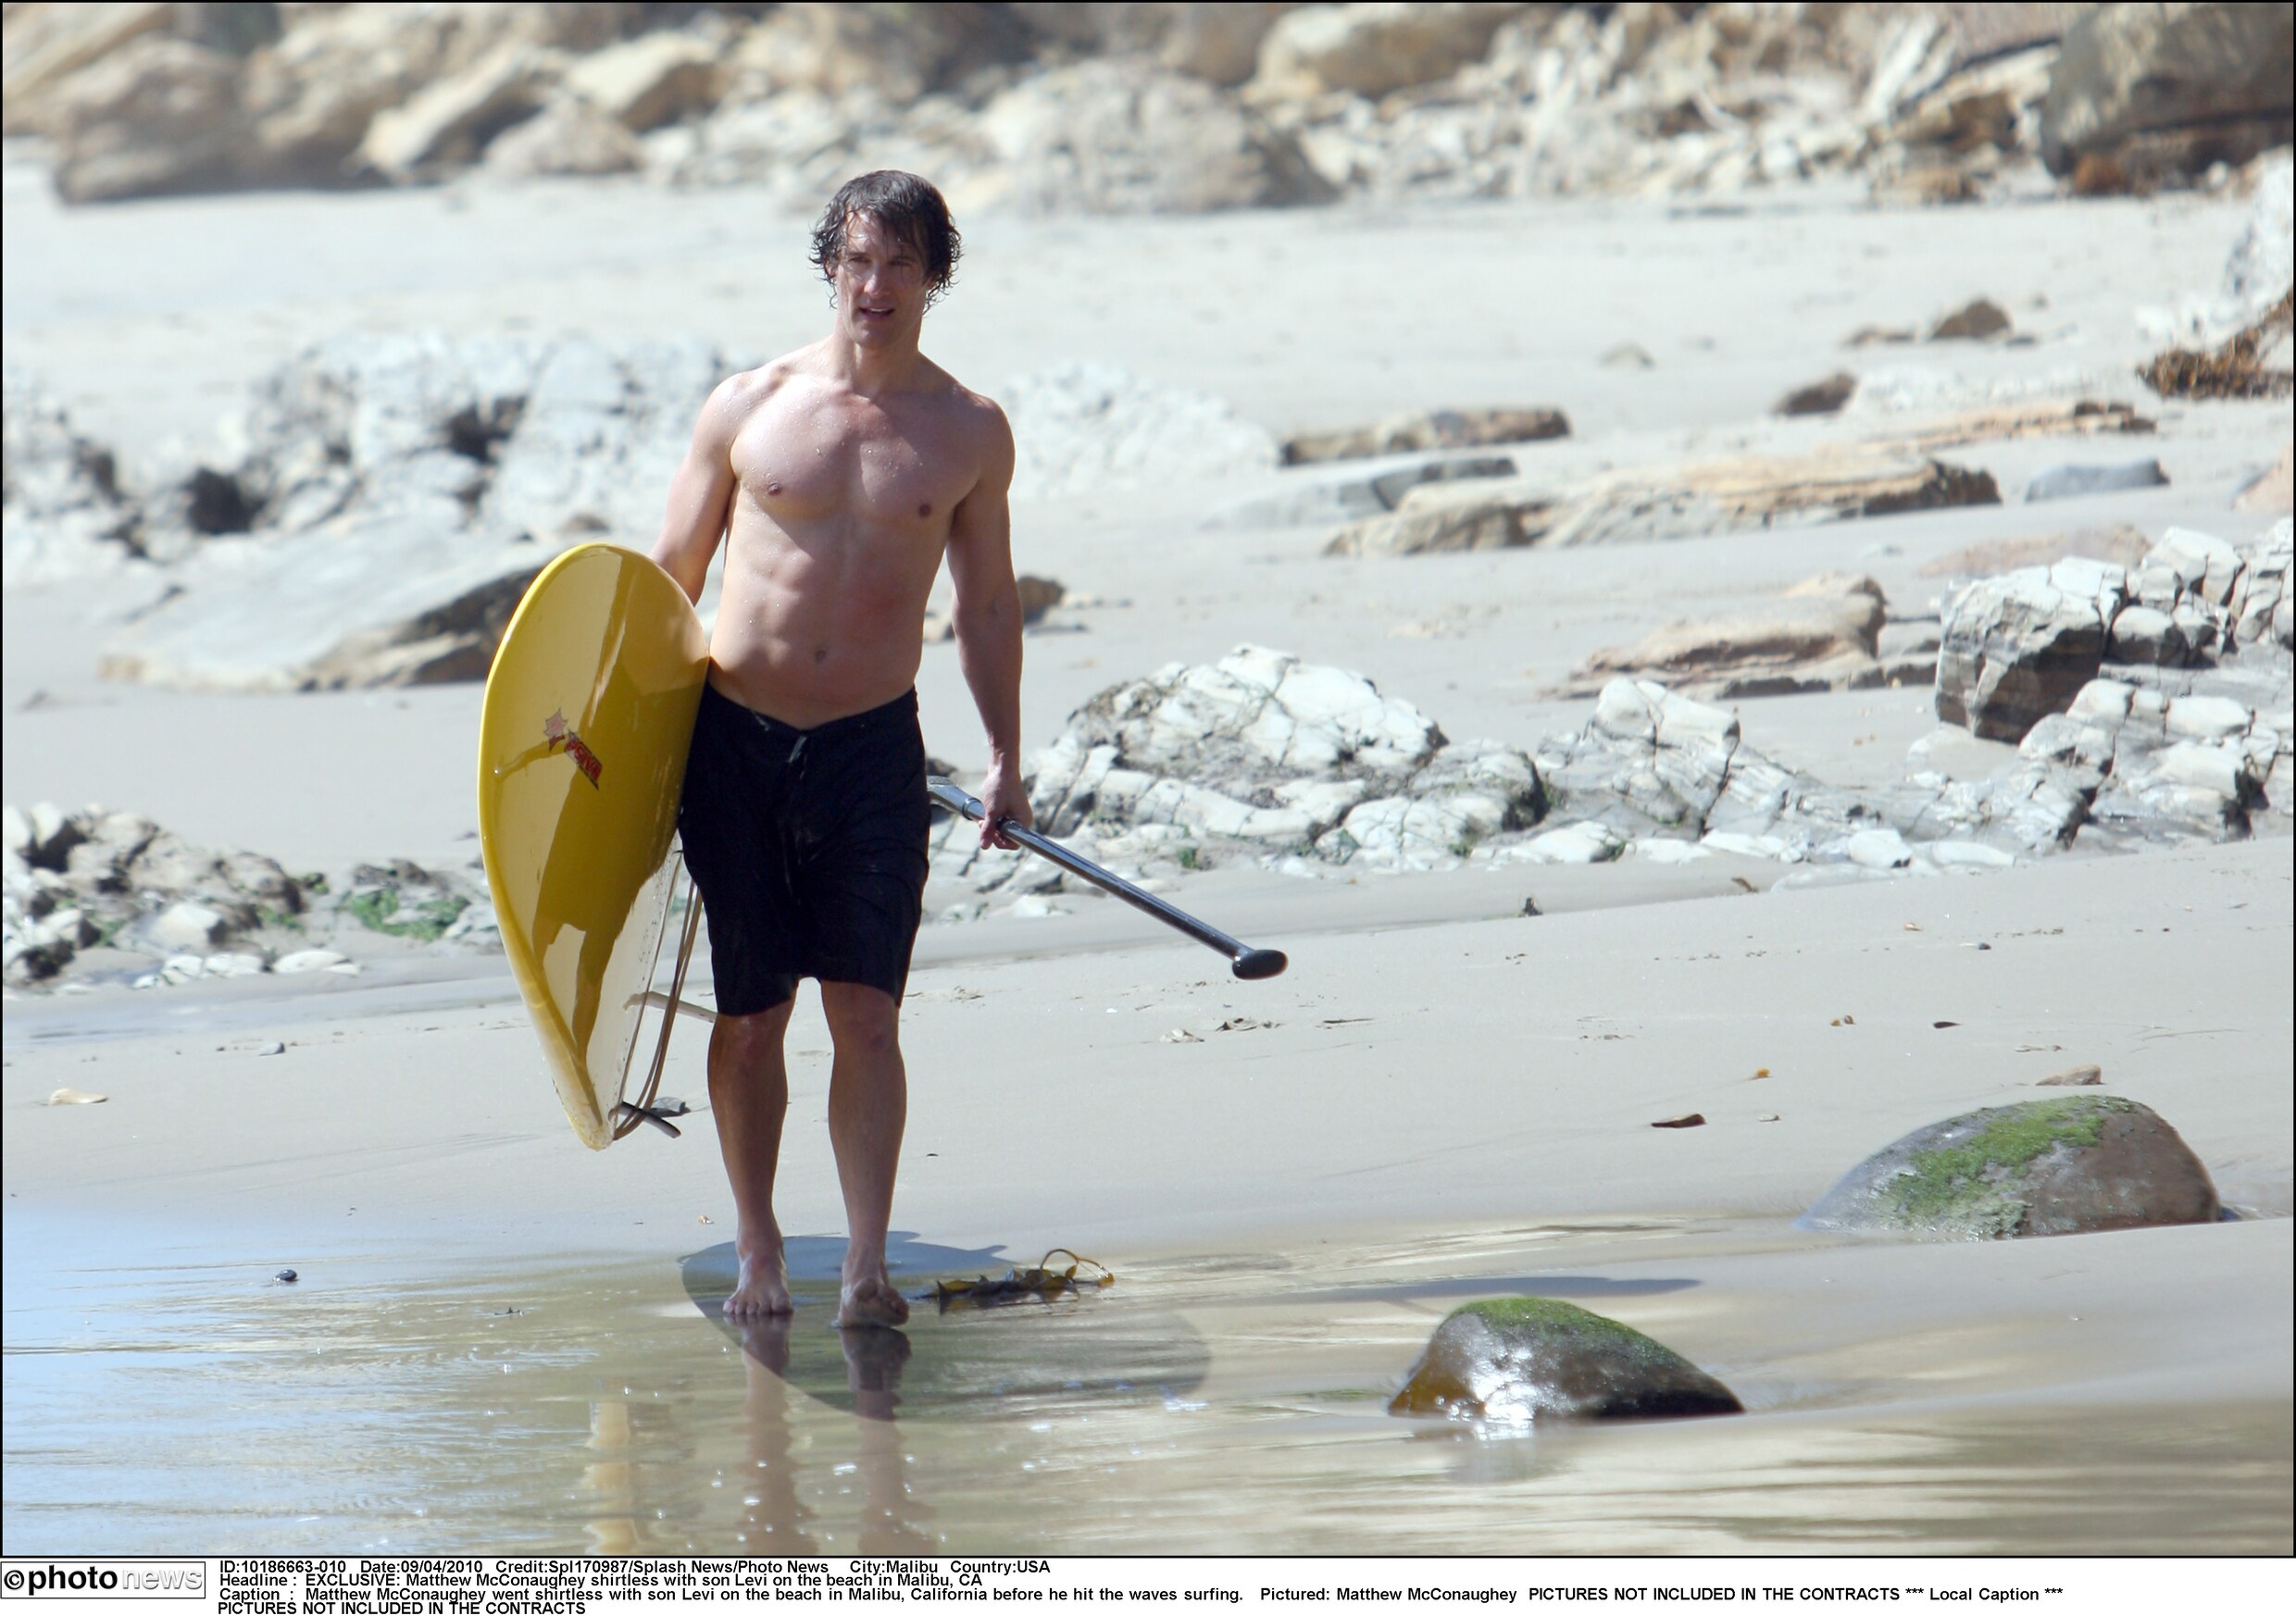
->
<box><xmin>678</xmin><ymin>681</ymin><xmax>930</xmax><ymax>1015</ymax></box>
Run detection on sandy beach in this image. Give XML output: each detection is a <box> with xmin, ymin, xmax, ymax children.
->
<box><xmin>5</xmin><ymin>55</ymin><xmax>2293</xmax><ymax>1556</ymax></box>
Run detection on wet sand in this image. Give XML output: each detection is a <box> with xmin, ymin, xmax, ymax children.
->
<box><xmin>5</xmin><ymin>157</ymin><xmax>2292</xmax><ymax>1554</ymax></box>
<box><xmin>5</xmin><ymin>1212</ymin><xmax>2288</xmax><ymax>1555</ymax></box>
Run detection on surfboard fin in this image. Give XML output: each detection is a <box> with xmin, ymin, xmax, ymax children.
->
<box><xmin>631</xmin><ymin>988</ymin><xmax>717</xmax><ymax>1025</ymax></box>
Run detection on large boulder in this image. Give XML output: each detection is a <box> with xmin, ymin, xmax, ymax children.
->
<box><xmin>34</xmin><ymin>32</ymin><xmax>250</xmax><ymax>204</ymax></box>
<box><xmin>1801</xmin><ymin>1096</ymin><xmax>2221</xmax><ymax>1239</ymax></box>
<box><xmin>1934</xmin><ymin>558</ymin><xmax>2124</xmax><ymax>740</ymax></box>
<box><xmin>1003</xmin><ymin>362</ymin><xmax>1279</xmax><ymax>501</ymax></box>
<box><xmin>1570</xmin><ymin>573</ymin><xmax>1897</xmax><ymax>700</ymax></box>
<box><xmin>2040</xmin><ymin>4</ymin><xmax>2296</xmax><ymax>183</ymax></box>
<box><xmin>1389</xmin><ymin>1298</ymin><xmax>1741</xmax><ymax>1423</ymax></box>
<box><xmin>480</xmin><ymin>99</ymin><xmax>644</xmax><ymax>179</ymax></box>
<box><xmin>1253</xmin><ymin>3</ymin><xmax>1525</xmax><ymax>99</ymax></box>
<box><xmin>972</xmin><ymin>59</ymin><xmax>1335</xmax><ymax>215</ymax></box>
<box><xmin>724</xmin><ymin>2</ymin><xmax>1034</xmax><ymax>105</ymax></box>
<box><xmin>356</xmin><ymin>41</ymin><xmax>559</xmax><ymax>180</ymax></box>
<box><xmin>1</xmin><ymin>3</ymin><xmax>180</xmax><ymax>133</ymax></box>
<box><xmin>560</xmin><ymin>29</ymin><xmax>725</xmax><ymax>132</ymax></box>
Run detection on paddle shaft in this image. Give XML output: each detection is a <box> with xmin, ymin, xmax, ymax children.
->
<box><xmin>927</xmin><ymin>777</ymin><xmax>1286</xmax><ymax>980</ymax></box>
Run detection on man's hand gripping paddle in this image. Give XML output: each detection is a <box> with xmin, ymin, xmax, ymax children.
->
<box><xmin>928</xmin><ymin>777</ymin><xmax>1288</xmax><ymax>980</ymax></box>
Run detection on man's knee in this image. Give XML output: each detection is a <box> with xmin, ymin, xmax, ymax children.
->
<box><xmin>713</xmin><ymin>999</ymin><xmax>794</xmax><ymax>1063</ymax></box>
<box><xmin>820</xmin><ymin>982</ymin><xmax>901</xmax><ymax>1057</ymax></box>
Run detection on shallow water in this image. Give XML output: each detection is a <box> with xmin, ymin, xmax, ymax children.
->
<box><xmin>5</xmin><ymin>1214</ymin><xmax>2288</xmax><ymax>1555</ymax></box>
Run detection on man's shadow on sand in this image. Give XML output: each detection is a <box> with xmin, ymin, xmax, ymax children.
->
<box><xmin>679</xmin><ymin>1234</ymin><xmax>1213</xmax><ymax>1423</ymax></box>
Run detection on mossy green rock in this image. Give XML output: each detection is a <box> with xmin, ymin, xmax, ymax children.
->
<box><xmin>1800</xmin><ymin>1095</ymin><xmax>2218</xmax><ymax>1240</ymax></box>
<box><xmin>1388</xmin><ymin>1298</ymin><xmax>1741</xmax><ymax>1424</ymax></box>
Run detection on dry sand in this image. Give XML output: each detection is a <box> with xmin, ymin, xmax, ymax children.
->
<box><xmin>3</xmin><ymin>156</ymin><xmax>2290</xmax><ymax>1555</ymax></box>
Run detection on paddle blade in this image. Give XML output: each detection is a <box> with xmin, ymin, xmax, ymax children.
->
<box><xmin>1231</xmin><ymin>948</ymin><xmax>1288</xmax><ymax>980</ymax></box>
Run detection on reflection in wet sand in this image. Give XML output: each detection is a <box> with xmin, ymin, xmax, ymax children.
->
<box><xmin>3</xmin><ymin>1217</ymin><xmax>2288</xmax><ymax>1555</ymax></box>
<box><xmin>732</xmin><ymin>1318</ymin><xmax>815</xmax><ymax>1555</ymax></box>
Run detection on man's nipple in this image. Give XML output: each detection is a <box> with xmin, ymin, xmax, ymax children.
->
<box><xmin>917</xmin><ymin>502</ymin><xmax>931</xmax><ymax>518</ymax></box>
<box><xmin>767</xmin><ymin>480</ymin><xmax>782</xmax><ymax>496</ymax></box>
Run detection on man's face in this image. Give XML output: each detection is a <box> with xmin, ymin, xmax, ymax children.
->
<box><xmin>832</xmin><ymin>210</ymin><xmax>929</xmax><ymax>349</ymax></box>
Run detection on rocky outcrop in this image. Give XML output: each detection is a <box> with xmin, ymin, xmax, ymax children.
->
<box><xmin>2040</xmin><ymin>4</ymin><xmax>2296</xmax><ymax>187</ymax></box>
<box><xmin>4</xmin><ymin>801</ymin><xmax>303</xmax><ymax>986</ymax></box>
<box><xmin>1252</xmin><ymin>3</ymin><xmax>1525</xmax><ymax>101</ymax></box>
<box><xmin>1004</xmin><ymin>363</ymin><xmax>1279</xmax><ymax>502</ymax></box>
<box><xmin>1281</xmin><ymin>406</ymin><xmax>1568</xmax><ymax>466</ymax></box>
<box><xmin>968</xmin><ymin>59</ymin><xmax>1336</xmax><ymax>215</ymax></box>
<box><xmin>1871</xmin><ymin>398</ymin><xmax>2156</xmax><ymax>457</ymax></box>
<box><xmin>1326</xmin><ymin>449</ymin><xmax>1999</xmax><ymax>558</ymax></box>
<box><xmin>480</xmin><ymin>99</ymin><xmax>644</xmax><ymax>179</ymax></box>
<box><xmin>1567</xmin><ymin>572</ymin><xmax>1928</xmax><ymax>701</ymax></box>
<box><xmin>1389</xmin><ymin>1298</ymin><xmax>1741</xmax><ymax>1424</ymax></box>
<box><xmin>3</xmin><ymin>364</ymin><xmax>140</xmax><ymax>587</ymax></box>
<box><xmin>7</xmin><ymin>4</ymin><xmax>2273</xmax><ymax>211</ymax></box>
<box><xmin>1934</xmin><ymin>558</ymin><xmax>2122</xmax><ymax>740</ymax></box>
<box><xmin>1938</xmin><ymin>522</ymin><xmax>2293</xmax><ymax>752</ymax></box>
<box><xmin>3</xmin><ymin>801</ymin><xmax>495</xmax><ymax>988</ymax></box>
<box><xmin>1801</xmin><ymin>1096</ymin><xmax>2222</xmax><ymax>1239</ymax></box>
<box><xmin>93</xmin><ymin>332</ymin><xmax>735</xmax><ymax>690</ymax></box>
<box><xmin>1021</xmin><ymin>645</ymin><xmax>1542</xmax><ymax>876</ymax></box>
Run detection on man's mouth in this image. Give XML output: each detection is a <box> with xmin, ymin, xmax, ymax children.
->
<box><xmin>857</xmin><ymin>305</ymin><xmax>893</xmax><ymax>319</ymax></box>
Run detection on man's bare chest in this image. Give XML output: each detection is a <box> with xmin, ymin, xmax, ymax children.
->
<box><xmin>731</xmin><ymin>398</ymin><xmax>974</xmax><ymax>531</ymax></box>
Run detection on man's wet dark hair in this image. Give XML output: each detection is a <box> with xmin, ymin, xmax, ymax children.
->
<box><xmin>810</xmin><ymin>170</ymin><xmax>962</xmax><ymax>307</ymax></box>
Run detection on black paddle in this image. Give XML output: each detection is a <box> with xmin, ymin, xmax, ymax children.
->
<box><xmin>927</xmin><ymin>776</ymin><xmax>1288</xmax><ymax>980</ymax></box>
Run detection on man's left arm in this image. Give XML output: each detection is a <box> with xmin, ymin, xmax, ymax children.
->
<box><xmin>945</xmin><ymin>400</ymin><xmax>1028</xmax><ymax>850</ymax></box>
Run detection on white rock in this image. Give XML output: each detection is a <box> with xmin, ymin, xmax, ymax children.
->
<box><xmin>146</xmin><ymin>901</ymin><xmax>227</xmax><ymax>952</ymax></box>
<box><xmin>2165</xmin><ymin>695</ymin><xmax>2252</xmax><ymax>743</ymax></box>
<box><xmin>2068</xmin><ymin>679</ymin><xmax>2137</xmax><ymax>725</ymax></box>
<box><xmin>1929</xmin><ymin>839</ymin><xmax>2016</xmax><ymax>868</ymax></box>
<box><xmin>1630</xmin><ymin>838</ymin><xmax>1712</xmax><ymax>864</ymax></box>
<box><xmin>2150</xmin><ymin>742</ymin><xmax>2243</xmax><ymax>800</ymax></box>
<box><xmin>202</xmin><ymin>951</ymin><xmax>268</xmax><ymax>977</ymax></box>
<box><xmin>1845</xmin><ymin>827</ymin><xmax>1915</xmax><ymax>869</ymax></box>
<box><xmin>1521</xmin><ymin>820</ymin><xmax>1627</xmax><ymax>865</ymax></box>
<box><xmin>1700</xmin><ymin>829</ymin><xmax>1801</xmax><ymax>862</ymax></box>
<box><xmin>1</xmin><ymin>804</ymin><xmax>30</xmax><ymax>857</ymax></box>
<box><xmin>273</xmin><ymin>948</ymin><xmax>351</xmax><ymax>974</ymax></box>
<box><xmin>1005</xmin><ymin>895</ymin><xmax>1067</xmax><ymax>920</ymax></box>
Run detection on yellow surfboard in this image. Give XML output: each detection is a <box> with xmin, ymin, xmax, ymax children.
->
<box><xmin>477</xmin><ymin>544</ymin><xmax>711</xmax><ymax>1150</ymax></box>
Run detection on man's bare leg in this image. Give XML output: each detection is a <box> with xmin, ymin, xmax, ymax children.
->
<box><xmin>711</xmin><ymin>1000</ymin><xmax>797</xmax><ymax>1319</ymax></box>
<box><xmin>818</xmin><ymin>981</ymin><xmax>910</xmax><ymax>1328</ymax></box>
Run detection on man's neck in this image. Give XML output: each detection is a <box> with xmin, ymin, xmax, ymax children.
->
<box><xmin>825</xmin><ymin>330</ymin><xmax>923</xmax><ymax>400</ymax></box>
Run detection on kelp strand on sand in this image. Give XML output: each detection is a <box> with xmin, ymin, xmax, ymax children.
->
<box><xmin>933</xmin><ymin>1249</ymin><xmax>1115</xmax><ymax>1309</ymax></box>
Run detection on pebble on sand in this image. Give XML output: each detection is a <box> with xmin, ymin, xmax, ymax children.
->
<box><xmin>2038</xmin><ymin>1063</ymin><xmax>2103</xmax><ymax>1087</ymax></box>
<box><xmin>46</xmin><ymin>1088</ymin><xmax>106</xmax><ymax>1105</ymax></box>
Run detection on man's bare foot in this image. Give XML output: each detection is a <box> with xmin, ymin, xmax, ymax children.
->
<box><xmin>837</xmin><ymin>1268</ymin><xmax>909</xmax><ymax>1329</ymax></box>
<box><xmin>725</xmin><ymin>1232</ymin><xmax>792</xmax><ymax>1320</ymax></box>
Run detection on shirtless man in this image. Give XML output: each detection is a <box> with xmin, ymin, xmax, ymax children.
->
<box><xmin>650</xmin><ymin>170</ymin><xmax>1029</xmax><ymax>1329</ymax></box>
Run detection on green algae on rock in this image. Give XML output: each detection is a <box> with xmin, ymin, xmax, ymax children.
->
<box><xmin>1389</xmin><ymin>1297</ymin><xmax>1741</xmax><ymax>1424</ymax></box>
<box><xmin>1799</xmin><ymin>1095</ymin><xmax>2219</xmax><ymax>1240</ymax></box>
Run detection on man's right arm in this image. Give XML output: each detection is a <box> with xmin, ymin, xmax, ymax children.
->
<box><xmin>649</xmin><ymin>375</ymin><xmax>748</xmax><ymax>603</ymax></box>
